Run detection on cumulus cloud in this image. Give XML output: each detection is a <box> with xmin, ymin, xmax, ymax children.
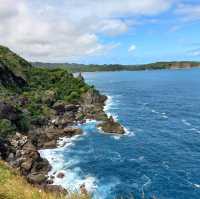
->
<box><xmin>0</xmin><ymin>0</ymin><xmax>173</xmax><ymax>62</ymax></box>
<box><xmin>176</xmin><ymin>3</ymin><xmax>200</xmax><ymax>21</ymax></box>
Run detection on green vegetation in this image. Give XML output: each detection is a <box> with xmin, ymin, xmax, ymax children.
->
<box><xmin>32</xmin><ymin>61</ymin><xmax>200</xmax><ymax>73</ymax></box>
<box><xmin>0</xmin><ymin>45</ymin><xmax>31</xmax><ymax>80</ymax></box>
<box><xmin>0</xmin><ymin>46</ymin><xmax>91</xmax><ymax>138</ymax></box>
<box><xmin>0</xmin><ymin>119</ymin><xmax>16</xmax><ymax>138</ymax></box>
<box><xmin>0</xmin><ymin>161</ymin><xmax>90</xmax><ymax>199</ymax></box>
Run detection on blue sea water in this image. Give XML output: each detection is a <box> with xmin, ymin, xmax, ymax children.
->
<box><xmin>41</xmin><ymin>68</ymin><xmax>200</xmax><ymax>199</ymax></box>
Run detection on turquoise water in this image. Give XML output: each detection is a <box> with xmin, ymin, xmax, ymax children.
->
<box><xmin>41</xmin><ymin>68</ymin><xmax>200</xmax><ymax>199</ymax></box>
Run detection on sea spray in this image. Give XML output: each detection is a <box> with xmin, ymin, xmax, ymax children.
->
<box><xmin>39</xmin><ymin>120</ymin><xmax>99</xmax><ymax>194</ymax></box>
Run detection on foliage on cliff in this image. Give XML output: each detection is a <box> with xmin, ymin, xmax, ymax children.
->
<box><xmin>0</xmin><ymin>46</ymin><xmax>90</xmax><ymax>138</ymax></box>
<box><xmin>0</xmin><ymin>45</ymin><xmax>31</xmax><ymax>81</ymax></box>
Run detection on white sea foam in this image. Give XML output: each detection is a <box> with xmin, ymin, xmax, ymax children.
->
<box><xmin>93</xmin><ymin>178</ymin><xmax>121</xmax><ymax>199</ymax></box>
<box><xmin>104</xmin><ymin>95</ymin><xmax>112</xmax><ymax>115</ymax></box>
<box><xmin>161</xmin><ymin>113</ymin><xmax>168</xmax><ymax>118</ymax></box>
<box><xmin>124</xmin><ymin>126</ymin><xmax>135</xmax><ymax>137</ymax></box>
<box><xmin>40</xmin><ymin>146</ymin><xmax>98</xmax><ymax>194</ymax></box>
<box><xmin>188</xmin><ymin>128</ymin><xmax>200</xmax><ymax>134</ymax></box>
<box><xmin>58</xmin><ymin>134</ymin><xmax>82</xmax><ymax>148</ymax></box>
<box><xmin>129</xmin><ymin>156</ymin><xmax>145</xmax><ymax>162</ymax></box>
<box><xmin>104</xmin><ymin>95</ymin><xmax>118</xmax><ymax>120</ymax></box>
<box><xmin>151</xmin><ymin>109</ymin><xmax>159</xmax><ymax>114</ymax></box>
<box><xmin>182</xmin><ymin>119</ymin><xmax>192</xmax><ymax>126</ymax></box>
<box><xmin>151</xmin><ymin>109</ymin><xmax>169</xmax><ymax>119</ymax></box>
<box><xmin>194</xmin><ymin>184</ymin><xmax>200</xmax><ymax>188</ymax></box>
<box><xmin>85</xmin><ymin>119</ymin><xmax>98</xmax><ymax>123</ymax></box>
<box><xmin>112</xmin><ymin>135</ymin><xmax>121</xmax><ymax>140</ymax></box>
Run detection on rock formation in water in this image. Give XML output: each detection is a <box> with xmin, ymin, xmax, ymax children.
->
<box><xmin>98</xmin><ymin>116</ymin><xmax>125</xmax><ymax>134</ymax></box>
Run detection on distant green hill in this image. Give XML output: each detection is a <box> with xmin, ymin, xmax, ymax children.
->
<box><xmin>32</xmin><ymin>61</ymin><xmax>200</xmax><ymax>73</ymax></box>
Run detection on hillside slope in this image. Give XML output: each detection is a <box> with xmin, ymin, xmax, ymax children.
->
<box><xmin>0</xmin><ymin>161</ymin><xmax>89</xmax><ymax>199</ymax></box>
<box><xmin>0</xmin><ymin>46</ymin><xmax>31</xmax><ymax>80</ymax></box>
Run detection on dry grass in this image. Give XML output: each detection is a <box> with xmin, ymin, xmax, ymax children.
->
<box><xmin>0</xmin><ymin>161</ymin><xmax>90</xmax><ymax>199</ymax></box>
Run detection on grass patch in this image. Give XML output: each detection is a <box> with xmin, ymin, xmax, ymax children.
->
<box><xmin>0</xmin><ymin>161</ymin><xmax>90</xmax><ymax>199</ymax></box>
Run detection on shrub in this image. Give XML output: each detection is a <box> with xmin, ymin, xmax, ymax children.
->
<box><xmin>0</xmin><ymin>119</ymin><xmax>16</xmax><ymax>138</ymax></box>
<box><xmin>16</xmin><ymin>114</ymin><xmax>30</xmax><ymax>133</ymax></box>
<box><xmin>64</xmin><ymin>91</ymin><xmax>80</xmax><ymax>102</ymax></box>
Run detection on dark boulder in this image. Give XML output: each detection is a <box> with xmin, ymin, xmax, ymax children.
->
<box><xmin>0</xmin><ymin>101</ymin><xmax>20</xmax><ymax>121</ymax></box>
<box><xmin>27</xmin><ymin>173</ymin><xmax>48</xmax><ymax>184</ymax></box>
<box><xmin>52</xmin><ymin>101</ymin><xmax>66</xmax><ymax>115</ymax></box>
<box><xmin>0</xmin><ymin>138</ymin><xmax>11</xmax><ymax>160</ymax></box>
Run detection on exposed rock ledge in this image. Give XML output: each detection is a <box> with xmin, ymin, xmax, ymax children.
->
<box><xmin>98</xmin><ymin>116</ymin><xmax>125</xmax><ymax>134</ymax></box>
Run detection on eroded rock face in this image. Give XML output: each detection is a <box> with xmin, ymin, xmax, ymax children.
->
<box><xmin>53</xmin><ymin>101</ymin><xmax>79</xmax><ymax>116</ymax></box>
<box><xmin>98</xmin><ymin>116</ymin><xmax>125</xmax><ymax>134</ymax></box>
<box><xmin>0</xmin><ymin>138</ymin><xmax>11</xmax><ymax>160</ymax></box>
<box><xmin>6</xmin><ymin>133</ymin><xmax>51</xmax><ymax>184</ymax></box>
<box><xmin>0</xmin><ymin>101</ymin><xmax>20</xmax><ymax>121</ymax></box>
<box><xmin>81</xmin><ymin>88</ymin><xmax>107</xmax><ymax>106</ymax></box>
<box><xmin>30</xmin><ymin>126</ymin><xmax>83</xmax><ymax>149</ymax></box>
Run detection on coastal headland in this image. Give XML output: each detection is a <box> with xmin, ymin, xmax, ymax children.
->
<box><xmin>0</xmin><ymin>45</ymin><xmax>124</xmax><ymax>195</ymax></box>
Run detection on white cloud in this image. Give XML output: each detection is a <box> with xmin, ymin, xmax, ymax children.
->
<box><xmin>128</xmin><ymin>45</ymin><xmax>136</xmax><ymax>52</ymax></box>
<box><xmin>190</xmin><ymin>49</ymin><xmax>200</xmax><ymax>56</ymax></box>
<box><xmin>90</xmin><ymin>19</ymin><xmax>129</xmax><ymax>36</ymax></box>
<box><xmin>176</xmin><ymin>4</ymin><xmax>200</xmax><ymax>21</ymax></box>
<box><xmin>0</xmin><ymin>0</ymin><xmax>173</xmax><ymax>62</ymax></box>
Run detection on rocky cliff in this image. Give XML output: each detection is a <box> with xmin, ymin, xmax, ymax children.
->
<box><xmin>0</xmin><ymin>46</ymin><xmax>124</xmax><ymax>194</ymax></box>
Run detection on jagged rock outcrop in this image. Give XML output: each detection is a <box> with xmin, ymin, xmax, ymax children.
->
<box><xmin>5</xmin><ymin>133</ymin><xmax>51</xmax><ymax>184</ymax></box>
<box><xmin>98</xmin><ymin>116</ymin><xmax>125</xmax><ymax>134</ymax></box>
<box><xmin>81</xmin><ymin>88</ymin><xmax>107</xmax><ymax>106</ymax></box>
<box><xmin>30</xmin><ymin>126</ymin><xmax>83</xmax><ymax>149</ymax></box>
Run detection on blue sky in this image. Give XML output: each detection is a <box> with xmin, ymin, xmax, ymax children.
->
<box><xmin>0</xmin><ymin>0</ymin><xmax>200</xmax><ymax>64</ymax></box>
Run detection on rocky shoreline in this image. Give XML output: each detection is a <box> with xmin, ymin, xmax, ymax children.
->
<box><xmin>0</xmin><ymin>84</ymin><xmax>125</xmax><ymax>195</ymax></box>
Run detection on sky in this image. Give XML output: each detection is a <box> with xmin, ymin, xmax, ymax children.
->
<box><xmin>0</xmin><ymin>0</ymin><xmax>200</xmax><ymax>64</ymax></box>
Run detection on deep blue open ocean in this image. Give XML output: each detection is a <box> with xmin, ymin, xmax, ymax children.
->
<box><xmin>41</xmin><ymin>68</ymin><xmax>200</xmax><ymax>199</ymax></box>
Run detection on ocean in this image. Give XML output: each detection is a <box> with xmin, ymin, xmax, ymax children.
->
<box><xmin>40</xmin><ymin>68</ymin><xmax>200</xmax><ymax>199</ymax></box>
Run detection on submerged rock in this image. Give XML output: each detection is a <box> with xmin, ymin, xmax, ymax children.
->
<box><xmin>98</xmin><ymin>116</ymin><xmax>125</xmax><ymax>134</ymax></box>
